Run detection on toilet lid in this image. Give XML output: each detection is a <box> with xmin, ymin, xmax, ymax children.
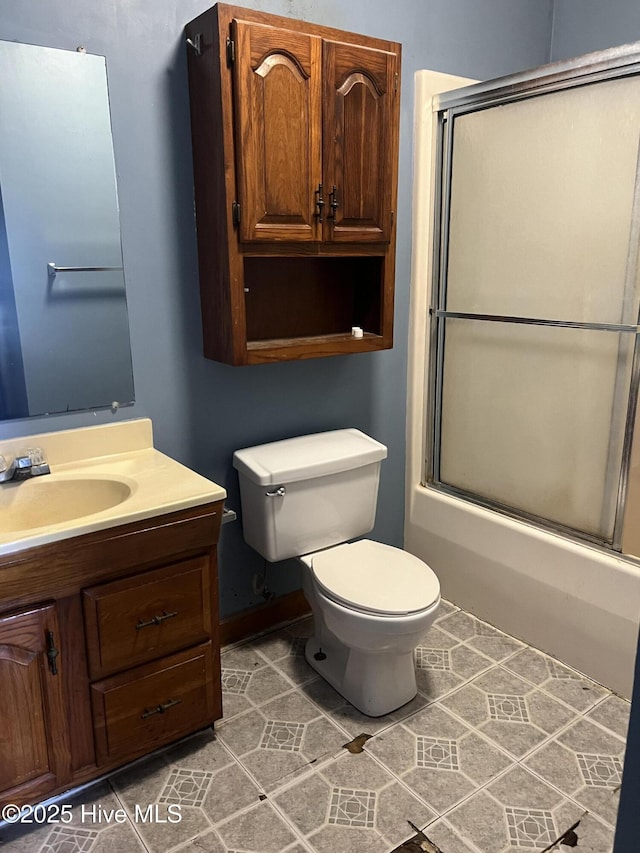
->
<box><xmin>311</xmin><ymin>539</ymin><xmax>440</xmax><ymax>616</ymax></box>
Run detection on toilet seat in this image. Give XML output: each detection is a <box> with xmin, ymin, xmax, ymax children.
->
<box><xmin>310</xmin><ymin>539</ymin><xmax>440</xmax><ymax>616</ymax></box>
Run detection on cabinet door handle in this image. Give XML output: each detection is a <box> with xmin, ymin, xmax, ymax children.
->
<box><xmin>314</xmin><ymin>183</ymin><xmax>325</xmax><ymax>222</ymax></box>
<box><xmin>46</xmin><ymin>630</ymin><xmax>59</xmax><ymax>675</ymax></box>
<box><xmin>327</xmin><ymin>185</ymin><xmax>339</xmax><ymax>220</ymax></box>
<box><xmin>135</xmin><ymin>610</ymin><xmax>178</xmax><ymax>630</ymax></box>
<box><xmin>141</xmin><ymin>698</ymin><xmax>182</xmax><ymax>720</ymax></box>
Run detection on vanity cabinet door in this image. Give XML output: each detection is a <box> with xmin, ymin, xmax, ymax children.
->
<box><xmin>322</xmin><ymin>40</ymin><xmax>397</xmax><ymax>243</ymax></box>
<box><xmin>0</xmin><ymin>604</ymin><xmax>71</xmax><ymax>807</ymax></box>
<box><xmin>232</xmin><ymin>19</ymin><xmax>323</xmax><ymax>242</ymax></box>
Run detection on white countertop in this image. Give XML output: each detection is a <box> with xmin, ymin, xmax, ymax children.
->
<box><xmin>0</xmin><ymin>419</ymin><xmax>226</xmax><ymax>556</ymax></box>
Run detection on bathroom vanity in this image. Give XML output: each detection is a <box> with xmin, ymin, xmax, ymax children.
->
<box><xmin>0</xmin><ymin>420</ymin><xmax>226</xmax><ymax>808</ymax></box>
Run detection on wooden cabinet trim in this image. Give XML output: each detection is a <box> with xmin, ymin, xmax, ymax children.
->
<box><xmin>0</xmin><ymin>501</ymin><xmax>223</xmax><ymax>611</ymax></box>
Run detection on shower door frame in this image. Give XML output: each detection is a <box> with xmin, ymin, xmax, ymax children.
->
<box><xmin>426</xmin><ymin>42</ymin><xmax>640</xmax><ymax>552</ymax></box>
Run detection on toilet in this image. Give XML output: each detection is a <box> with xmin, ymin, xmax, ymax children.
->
<box><xmin>233</xmin><ymin>429</ymin><xmax>441</xmax><ymax>717</ymax></box>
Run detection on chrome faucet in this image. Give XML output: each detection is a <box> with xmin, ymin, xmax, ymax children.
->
<box><xmin>0</xmin><ymin>448</ymin><xmax>50</xmax><ymax>482</ymax></box>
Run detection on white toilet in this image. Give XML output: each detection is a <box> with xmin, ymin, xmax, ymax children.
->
<box><xmin>233</xmin><ymin>428</ymin><xmax>441</xmax><ymax>716</ymax></box>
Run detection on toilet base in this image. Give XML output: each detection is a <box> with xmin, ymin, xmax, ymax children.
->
<box><xmin>304</xmin><ymin>634</ymin><xmax>418</xmax><ymax>717</ymax></box>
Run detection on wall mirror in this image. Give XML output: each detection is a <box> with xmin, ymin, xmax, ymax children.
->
<box><xmin>0</xmin><ymin>40</ymin><xmax>134</xmax><ymax>420</ymax></box>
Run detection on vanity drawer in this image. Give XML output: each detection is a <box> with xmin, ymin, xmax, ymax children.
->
<box><xmin>83</xmin><ymin>557</ymin><xmax>211</xmax><ymax>679</ymax></box>
<box><xmin>91</xmin><ymin>643</ymin><xmax>215</xmax><ymax>765</ymax></box>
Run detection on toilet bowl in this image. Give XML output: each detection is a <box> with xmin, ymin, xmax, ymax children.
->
<box><xmin>300</xmin><ymin>539</ymin><xmax>440</xmax><ymax>716</ymax></box>
<box><xmin>233</xmin><ymin>428</ymin><xmax>442</xmax><ymax>716</ymax></box>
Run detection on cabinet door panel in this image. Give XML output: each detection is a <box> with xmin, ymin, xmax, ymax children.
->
<box><xmin>233</xmin><ymin>20</ymin><xmax>322</xmax><ymax>242</ymax></box>
<box><xmin>0</xmin><ymin>605</ymin><xmax>71</xmax><ymax>806</ymax></box>
<box><xmin>323</xmin><ymin>41</ymin><xmax>396</xmax><ymax>242</ymax></box>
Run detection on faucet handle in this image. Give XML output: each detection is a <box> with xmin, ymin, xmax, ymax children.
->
<box><xmin>12</xmin><ymin>453</ymin><xmax>34</xmax><ymax>480</ymax></box>
<box><xmin>0</xmin><ymin>454</ymin><xmax>14</xmax><ymax>482</ymax></box>
<box><xmin>25</xmin><ymin>447</ymin><xmax>50</xmax><ymax>476</ymax></box>
<box><xmin>11</xmin><ymin>447</ymin><xmax>51</xmax><ymax>479</ymax></box>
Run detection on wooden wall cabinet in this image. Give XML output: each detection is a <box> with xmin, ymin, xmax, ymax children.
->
<box><xmin>186</xmin><ymin>4</ymin><xmax>401</xmax><ymax>365</ymax></box>
<box><xmin>0</xmin><ymin>502</ymin><xmax>223</xmax><ymax>809</ymax></box>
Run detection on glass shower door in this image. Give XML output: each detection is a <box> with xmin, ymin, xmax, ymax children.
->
<box><xmin>430</xmin><ymin>74</ymin><xmax>640</xmax><ymax>547</ymax></box>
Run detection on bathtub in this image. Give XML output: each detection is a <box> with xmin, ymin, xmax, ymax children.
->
<box><xmin>405</xmin><ymin>70</ymin><xmax>640</xmax><ymax>698</ymax></box>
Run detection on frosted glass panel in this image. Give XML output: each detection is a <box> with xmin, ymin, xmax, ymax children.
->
<box><xmin>447</xmin><ymin>76</ymin><xmax>640</xmax><ymax>325</ymax></box>
<box><xmin>439</xmin><ymin>320</ymin><xmax>635</xmax><ymax>540</ymax></box>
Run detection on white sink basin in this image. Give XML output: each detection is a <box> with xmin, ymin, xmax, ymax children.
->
<box><xmin>0</xmin><ymin>419</ymin><xmax>227</xmax><ymax>555</ymax></box>
<box><xmin>0</xmin><ymin>475</ymin><xmax>132</xmax><ymax>532</ymax></box>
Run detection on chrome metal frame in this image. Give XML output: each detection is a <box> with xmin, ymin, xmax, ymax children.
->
<box><xmin>436</xmin><ymin>41</ymin><xmax>640</xmax><ymax>115</ymax></box>
<box><xmin>434</xmin><ymin>311</ymin><xmax>639</xmax><ymax>334</ymax></box>
<box><xmin>425</xmin><ymin>41</ymin><xmax>640</xmax><ymax>553</ymax></box>
<box><xmin>47</xmin><ymin>262</ymin><xmax>123</xmax><ymax>277</ymax></box>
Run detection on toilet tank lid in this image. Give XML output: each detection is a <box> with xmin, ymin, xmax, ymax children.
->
<box><xmin>233</xmin><ymin>429</ymin><xmax>387</xmax><ymax>486</ymax></box>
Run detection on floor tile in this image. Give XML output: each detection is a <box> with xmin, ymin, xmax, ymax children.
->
<box><xmin>163</xmin><ymin>730</ymin><xmax>232</xmax><ymax>774</ymax></box>
<box><xmin>368</xmin><ymin>703</ymin><xmax>514</xmax><ymax>814</ymax></box>
<box><xmin>170</xmin><ymin>828</ymin><xmax>227</xmax><ymax>852</ymax></box>
<box><xmin>110</xmin><ymin>756</ymin><xmax>212</xmax><ymax>853</ymax></box>
<box><xmin>417</xmin><ymin>819</ymin><xmax>484</xmax><ymax>852</ymax></box>
<box><xmin>4</xmin><ymin>598</ymin><xmax>627</xmax><ymax>853</ymax></box>
<box><xmin>0</xmin><ymin>781</ymin><xmax>144</xmax><ymax>853</ymax></box>
<box><xmin>586</xmin><ymin>693</ymin><xmax>631</xmax><ymax>739</ymax></box>
<box><xmin>274</xmin><ymin>751</ymin><xmax>433</xmax><ymax>852</ymax></box>
<box><xmin>217</xmin><ymin>689</ymin><xmax>347</xmax><ymax>791</ymax></box>
<box><xmin>413</xmin><ymin>624</ymin><xmax>495</xmax><ymax>703</ymax></box>
<box><xmin>436</xmin><ymin>610</ymin><xmax>525</xmax><ymax>662</ymax></box>
<box><xmin>446</xmin><ymin>764</ymin><xmax>577</xmax><ymax>852</ymax></box>
<box><xmin>252</xmin><ymin>618</ymin><xmax>317</xmax><ymax>687</ymax></box>
<box><xmin>163</xmin><ymin>732</ymin><xmax>265</xmax><ymax>826</ymax></box>
<box><xmin>441</xmin><ymin>664</ymin><xmax>578</xmax><ymax>758</ymax></box>
<box><xmin>503</xmin><ymin>645</ymin><xmax>609</xmax><ymax>711</ymax></box>
<box><xmin>220</xmin><ymin>640</ymin><xmax>299</xmax><ymax>720</ymax></box>
<box><xmin>552</xmin><ymin>802</ymin><xmax>615</xmax><ymax>853</ymax></box>
<box><xmin>415</xmin><ymin>620</ymin><xmax>494</xmax><ymax>701</ymax></box>
<box><xmin>524</xmin><ymin>717</ymin><xmax>625</xmax><ymax>827</ymax></box>
<box><xmin>434</xmin><ymin>598</ymin><xmax>460</xmax><ymax>622</ymax></box>
<box><xmin>299</xmin><ymin>675</ymin><xmax>425</xmax><ymax>736</ymax></box>
<box><xmin>215</xmin><ymin>800</ymin><xmax>299</xmax><ymax>852</ymax></box>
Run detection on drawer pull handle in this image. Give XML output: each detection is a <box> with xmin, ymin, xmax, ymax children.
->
<box><xmin>135</xmin><ymin>610</ymin><xmax>178</xmax><ymax>630</ymax></box>
<box><xmin>141</xmin><ymin>698</ymin><xmax>182</xmax><ymax>720</ymax></box>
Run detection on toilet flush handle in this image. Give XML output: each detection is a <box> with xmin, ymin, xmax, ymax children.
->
<box><xmin>265</xmin><ymin>486</ymin><xmax>286</xmax><ymax>497</ymax></box>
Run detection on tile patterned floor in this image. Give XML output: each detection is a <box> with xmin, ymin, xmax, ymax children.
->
<box><xmin>1</xmin><ymin>600</ymin><xmax>630</xmax><ymax>853</ymax></box>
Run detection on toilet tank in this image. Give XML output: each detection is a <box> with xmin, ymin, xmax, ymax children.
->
<box><xmin>233</xmin><ymin>429</ymin><xmax>387</xmax><ymax>562</ymax></box>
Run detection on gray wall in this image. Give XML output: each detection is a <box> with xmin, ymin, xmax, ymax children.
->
<box><xmin>0</xmin><ymin>0</ymin><xmax>552</xmax><ymax>618</ymax></box>
<box><xmin>551</xmin><ymin>0</ymin><xmax>640</xmax><ymax>61</ymax></box>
